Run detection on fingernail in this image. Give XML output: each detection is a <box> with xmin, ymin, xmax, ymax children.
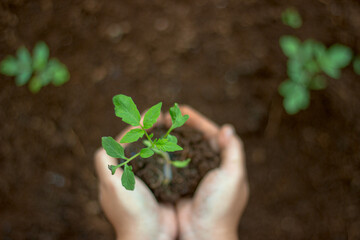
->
<box><xmin>224</xmin><ymin>125</ymin><xmax>234</xmax><ymax>138</ymax></box>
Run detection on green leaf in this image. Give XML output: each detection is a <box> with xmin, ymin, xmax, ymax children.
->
<box><xmin>15</xmin><ymin>70</ymin><xmax>32</xmax><ymax>86</ymax></box>
<box><xmin>143</xmin><ymin>102</ymin><xmax>162</xmax><ymax>129</ymax></box>
<box><xmin>108</xmin><ymin>165</ymin><xmax>118</xmax><ymax>175</ymax></box>
<box><xmin>102</xmin><ymin>136</ymin><xmax>125</xmax><ymax>158</ymax></box>
<box><xmin>0</xmin><ymin>56</ymin><xmax>18</xmax><ymax>76</ymax></box>
<box><xmin>326</xmin><ymin>44</ymin><xmax>352</xmax><ymax>68</ymax></box>
<box><xmin>33</xmin><ymin>41</ymin><xmax>49</xmax><ymax>71</ymax></box>
<box><xmin>171</xmin><ymin>158</ymin><xmax>191</xmax><ymax>168</ymax></box>
<box><xmin>319</xmin><ymin>44</ymin><xmax>352</xmax><ymax>79</ymax></box>
<box><xmin>113</xmin><ymin>94</ymin><xmax>141</xmax><ymax>126</ymax></box>
<box><xmin>143</xmin><ymin>140</ymin><xmax>152</xmax><ymax>147</ymax></box>
<box><xmin>353</xmin><ymin>56</ymin><xmax>360</xmax><ymax>75</ymax></box>
<box><xmin>167</xmin><ymin>134</ymin><xmax>178</xmax><ymax>144</ymax></box>
<box><xmin>279</xmin><ymin>36</ymin><xmax>300</xmax><ymax>58</ymax></box>
<box><xmin>122</xmin><ymin>164</ymin><xmax>135</xmax><ymax>190</ymax></box>
<box><xmin>16</xmin><ymin>46</ymin><xmax>32</xmax><ymax>85</ymax></box>
<box><xmin>52</xmin><ymin>61</ymin><xmax>70</xmax><ymax>86</ymax></box>
<box><xmin>281</xmin><ymin>7</ymin><xmax>302</xmax><ymax>29</ymax></box>
<box><xmin>120</xmin><ymin>128</ymin><xmax>145</xmax><ymax>143</ymax></box>
<box><xmin>278</xmin><ymin>79</ymin><xmax>296</xmax><ymax>97</ymax></box>
<box><xmin>156</xmin><ymin>138</ymin><xmax>183</xmax><ymax>152</ymax></box>
<box><xmin>28</xmin><ymin>76</ymin><xmax>42</xmax><ymax>93</ymax></box>
<box><xmin>309</xmin><ymin>75</ymin><xmax>327</xmax><ymax>90</ymax></box>
<box><xmin>140</xmin><ymin>148</ymin><xmax>154</xmax><ymax>158</ymax></box>
<box><xmin>169</xmin><ymin>103</ymin><xmax>189</xmax><ymax>130</ymax></box>
<box><xmin>283</xmin><ymin>84</ymin><xmax>310</xmax><ymax>114</ymax></box>
<box><xmin>299</xmin><ymin>39</ymin><xmax>318</xmax><ymax>62</ymax></box>
<box><xmin>287</xmin><ymin>59</ymin><xmax>308</xmax><ymax>84</ymax></box>
<box><xmin>320</xmin><ymin>60</ymin><xmax>341</xmax><ymax>79</ymax></box>
<box><xmin>149</xmin><ymin>133</ymin><xmax>154</xmax><ymax>139</ymax></box>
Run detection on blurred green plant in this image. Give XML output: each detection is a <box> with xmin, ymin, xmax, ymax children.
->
<box><xmin>279</xmin><ymin>35</ymin><xmax>352</xmax><ymax>114</ymax></box>
<box><xmin>282</xmin><ymin>7</ymin><xmax>302</xmax><ymax>29</ymax></box>
<box><xmin>0</xmin><ymin>42</ymin><xmax>69</xmax><ymax>93</ymax></box>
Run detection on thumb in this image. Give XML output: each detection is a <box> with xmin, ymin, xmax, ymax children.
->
<box><xmin>218</xmin><ymin>124</ymin><xmax>246</xmax><ymax>174</ymax></box>
<box><xmin>176</xmin><ymin>199</ymin><xmax>193</xmax><ymax>236</ymax></box>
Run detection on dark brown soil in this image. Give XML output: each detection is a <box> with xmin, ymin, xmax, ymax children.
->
<box><xmin>125</xmin><ymin>126</ymin><xmax>220</xmax><ymax>203</ymax></box>
<box><xmin>1</xmin><ymin>0</ymin><xmax>360</xmax><ymax>239</ymax></box>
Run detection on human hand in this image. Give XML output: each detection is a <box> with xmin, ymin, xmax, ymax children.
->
<box><xmin>94</xmin><ymin>114</ymin><xmax>177</xmax><ymax>240</ymax></box>
<box><xmin>171</xmin><ymin>106</ymin><xmax>249</xmax><ymax>240</ymax></box>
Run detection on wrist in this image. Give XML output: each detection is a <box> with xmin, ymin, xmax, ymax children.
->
<box><xmin>181</xmin><ymin>227</ymin><xmax>238</xmax><ymax>240</ymax></box>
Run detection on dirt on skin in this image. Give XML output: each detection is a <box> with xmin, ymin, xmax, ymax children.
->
<box><xmin>0</xmin><ymin>0</ymin><xmax>360</xmax><ymax>240</ymax></box>
<box><xmin>125</xmin><ymin>125</ymin><xmax>220</xmax><ymax>203</ymax></box>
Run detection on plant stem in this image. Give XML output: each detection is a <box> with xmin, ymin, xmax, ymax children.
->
<box><xmin>157</xmin><ymin>150</ymin><xmax>173</xmax><ymax>183</ymax></box>
<box><xmin>115</xmin><ymin>152</ymin><xmax>141</xmax><ymax>169</ymax></box>
<box><xmin>163</xmin><ymin>127</ymin><xmax>173</xmax><ymax>138</ymax></box>
<box><xmin>140</xmin><ymin>125</ymin><xmax>155</xmax><ymax>147</ymax></box>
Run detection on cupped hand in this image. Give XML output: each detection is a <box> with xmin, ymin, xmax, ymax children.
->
<box><xmin>94</xmin><ymin>113</ymin><xmax>177</xmax><ymax>240</ymax></box>
<box><xmin>170</xmin><ymin>106</ymin><xmax>249</xmax><ymax>240</ymax></box>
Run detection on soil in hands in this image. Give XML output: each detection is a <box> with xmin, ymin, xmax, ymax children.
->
<box><xmin>125</xmin><ymin>125</ymin><xmax>220</xmax><ymax>203</ymax></box>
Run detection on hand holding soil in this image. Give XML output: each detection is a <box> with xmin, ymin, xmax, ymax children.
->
<box><xmin>173</xmin><ymin>107</ymin><xmax>249</xmax><ymax>240</ymax></box>
<box><xmin>94</xmin><ymin>112</ymin><xmax>177</xmax><ymax>240</ymax></box>
<box><xmin>95</xmin><ymin>106</ymin><xmax>248</xmax><ymax>240</ymax></box>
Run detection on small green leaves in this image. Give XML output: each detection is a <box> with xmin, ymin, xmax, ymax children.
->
<box><xmin>156</xmin><ymin>139</ymin><xmax>183</xmax><ymax>152</ymax></box>
<box><xmin>108</xmin><ymin>165</ymin><xmax>118</xmax><ymax>175</ymax></box>
<box><xmin>143</xmin><ymin>140</ymin><xmax>152</xmax><ymax>147</ymax></box>
<box><xmin>0</xmin><ymin>56</ymin><xmax>18</xmax><ymax>76</ymax></box>
<box><xmin>51</xmin><ymin>59</ymin><xmax>70</xmax><ymax>86</ymax></box>
<box><xmin>143</xmin><ymin>102</ymin><xmax>162</xmax><ymax>129</ymax></box>
<box><xmin>113</xmin><ymin>94</ymin><xmax>141</xmax><ymax>126</ymax></box>
<box><xmin>102</xmin><ymin>137</ymin><xmax>125</xmax><ymax>159</ymax></box>
<box><xmin>120</xmin><ymin>129</ymin><xmax>145</xmax><ymax>143</ymax></box>
<box><xmin>353</xmin><ymin>56</ymin><xmax>360</xmax><ymax>75</ymax></box>
<box><xmin>280</xmin><ymin>36</ymin><xmax>300</xmax><ymax>58</ymax></box>
<box><xmin>279</xmin><ymin>80</ymin><xmax>310</xmax><ymax>114</ymax></box>
<box><xmin>169</xmin><ymin>103</ymin><xmax>189</xmax><ymax>130</ymax></box>
<box><xmin>171</xmin><ymin>158</ymin><xmax>191</xmax><ymax>168</ymax></box>
<box><xmin>326</xmin><ymin>44</ymin><xmax>352</xmax><ymax>68</ymax></box>
<box><xmin>0</xmin><ymin>42</ymin><xmax>69</xmax><ymax>93</ymax></box>
<box><xmin>140</xmin><ymin>148</ymin><xmax>154</xmax><ymax>158</ymax></box>
<box><xmin>33</xmin><ymin>41</ymin><xmax>49</xmax><ymax>71</ymax></box>
<box><xmin>279</xmin><ymin>35</ymin><xmax>356</xmax><ymax>114</ymax></box>
<box><xmin>29</xmin><ymin>76</ymin><xmax>42</xmax><ymax>93</ymax></box>
<box><xmin>122</xmin><ymin>164</ymin><xmax>135</xmax><ymax>190</ymax></box>
<box><xmin>167</xmin><ymin>134</ymin><xmax>178</xmax><ymax>144</ymax></box>
<box><xmin>281</xmin><ymin>7</ymin><xmax>302</xmax><ymax>29</ymax></box>
<box><xmin>319</xmin><ymin>44</ymin><xmax>352</xmax><ymax>79</ymax></box>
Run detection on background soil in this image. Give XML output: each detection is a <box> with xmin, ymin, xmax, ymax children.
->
<box><xmin>0</xmin><ymin>0</ymin><xmax>359</xmax><ymax>239</ymax></box>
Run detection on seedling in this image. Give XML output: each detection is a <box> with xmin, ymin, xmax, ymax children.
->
<box><xmin>102</xmin><ymin>94</ymin><xmax>191</xmax><ymax>190</ymax></box>
<box><xmin>282</xmin><ymin>7</ymin><xmax>302</xmax><ymax>29</ymax></box>
<box><xmin>0</xmin><ymin>41</ymin><xmax>69</xmax><ymax>93</ymax></box>
<box><xmin>279</xmin><ymin>35</ymin><xmax>352</xmax><ymax>114</ymax></box>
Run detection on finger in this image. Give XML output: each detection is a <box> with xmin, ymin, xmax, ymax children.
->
<box><xmin>94</xmin><ymin>148</ymin><xmax>121</xmax><ymax>183</ymax></box>
<box><xmin>164</xmin><ymin>105</ymin><xmax>219</xmax><ymax>139</ymax></box>
<box><xmin>176</xmin><ymin>199</ymin><xmax>193</xmax><ymax>235</ymax></box>
<box><xmin>158</xmin><ymin>204</ymin><xmax>178</xmax><ymax>240</ymax></box>
<box><xmin>218</xmin><ymin>125</ymin><xmax>246</xmax><ymax>174</ymax></box>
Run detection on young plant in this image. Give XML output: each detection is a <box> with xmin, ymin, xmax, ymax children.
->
<box><xmin>0</xmin><ymin>41</ymin><xmax>69</xmax><ymax>93</ymax></box>
<box><xmin>282</xmin><ymin>7</ymin><xmax>302</xmax><ymax>29</ymax></box>
<box><xmin>101</xmin><ymin>94</ymin><xmax>191</xmax><ymax>191</ymax></box>
<box><xmin>279</xmin><ymin>35</ymin><xmax>352</xmax><ymax>114</ymax></box>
